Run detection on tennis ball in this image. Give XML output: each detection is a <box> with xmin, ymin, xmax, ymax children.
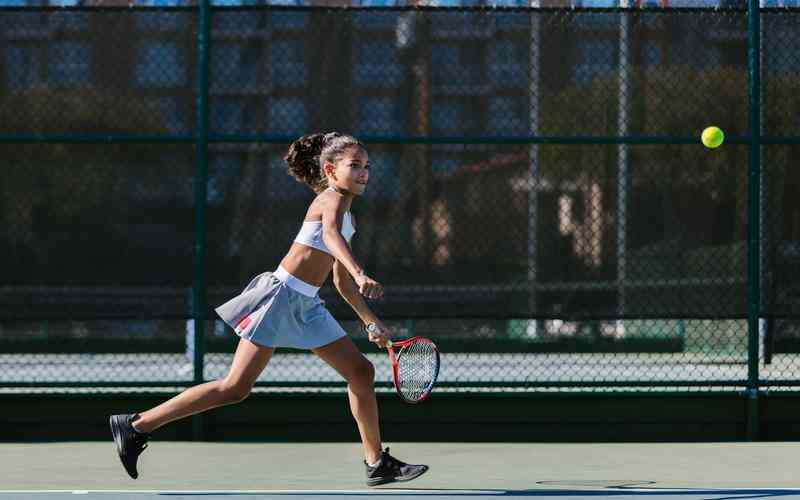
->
<box><xmin>701</xmin><ymin>126</ymin><xmax>724</xmax><ymax>149</ymax></box>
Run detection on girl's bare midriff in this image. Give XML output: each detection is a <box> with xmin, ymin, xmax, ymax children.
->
<box><xmin>279</xmin><ymin>242</ymin><xmax>335</xmax><ymax>287</ymax></box>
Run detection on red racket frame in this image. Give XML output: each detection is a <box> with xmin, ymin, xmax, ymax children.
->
<box><xmin>385</xmin><ymin>336</ymin><xmax>440</xmax><ymax>404</ymax></box>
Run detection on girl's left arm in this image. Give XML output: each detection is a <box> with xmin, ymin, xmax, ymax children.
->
<box><xmin>333</xmin><ymin>258</ymin><xmax>392</xmax><ymax>346</ymax></box>
<box><xmin>332</xmin><ymin>259</ymin><xmax>378</xmax><ymax>326</ymax></box>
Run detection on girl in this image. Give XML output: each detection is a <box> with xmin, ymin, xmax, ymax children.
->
<box><xmin>110</xmin><ymin>132</ymin><xmax>429</xmax><ymax>487</ymax></box>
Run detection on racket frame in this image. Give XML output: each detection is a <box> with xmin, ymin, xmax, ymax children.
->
<box><xmin>385</xmin><ymin>336</ymin><xmax>440</xmax><ymax>404</ymax></box>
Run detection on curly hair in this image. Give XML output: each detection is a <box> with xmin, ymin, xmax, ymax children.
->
<box><xmin>284</xmin><ymin>132</ymin><xmax>365</xmax><ymax>193</ymax></box>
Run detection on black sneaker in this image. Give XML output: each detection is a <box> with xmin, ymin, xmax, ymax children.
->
<box><xmin>109</xmin><ymin>413</ymin><xmax>150</xmax><ymax>479</ymax></box>
<box><xmin>365</xmin><ymin>447</ymin><xmax>429</xmax><ymax>487</ymax></box>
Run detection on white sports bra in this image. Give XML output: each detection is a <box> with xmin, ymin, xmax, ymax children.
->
<box><xmin>293</xmin><ymin>211</ymin><xmax>356</xmax><ymax>255</ymax></box>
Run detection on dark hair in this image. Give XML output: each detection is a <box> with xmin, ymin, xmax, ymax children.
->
<box><xmin>284</xmin><ymin>132</ymin><xmax>365</xmax><ymax>193</ymax></box>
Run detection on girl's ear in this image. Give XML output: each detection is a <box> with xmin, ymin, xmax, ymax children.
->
<box><xmin>323</xmin><ymin>161</ymin><xmax>336</xmax><ymax>179</ymax></box>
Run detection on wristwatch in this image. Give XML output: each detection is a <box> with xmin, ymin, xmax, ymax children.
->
<box><xmin>365</xmin><ymin>322</ymin><xmax>378</xmax><ymax>334</ymax></box>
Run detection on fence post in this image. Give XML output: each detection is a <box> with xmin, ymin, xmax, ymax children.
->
<box><xmin>192</xmin><ymin>0</ymin><xmax>211</xmax><ymax>442</ymax></box>
<box><xmin>746</xmin><ymin>0</ymin><xmax>762</xmax><ymax>442</ymax></box>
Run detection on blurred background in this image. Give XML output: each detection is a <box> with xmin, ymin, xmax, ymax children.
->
<box><xmin>1</xmin><ymin>0</ymin><xmax>799</xmax><ymax>442</ymax></box>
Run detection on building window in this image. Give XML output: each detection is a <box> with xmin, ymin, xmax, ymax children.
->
<box><xmin>431</xmin><ymin>100</ymin><xmax>478</xmax><ymax>135</ymax></box>
<box><xmin>214</xmin><ymin>9</ymin><xmax>266</xmax><ymax>32</ymax></box>
<box><xmin>353</xmin><ymin>41</ymin><xmax>403</xmax><ymax>89</ymax></box>
<box><xmin>51</xmin><ymin>11</ymin><xmax>89</xmax><ymax>31</ymax></box>
<box><xmin>357</xmin><ymin>97</ymin><xmax>405</xmax><ymax>135</ymax></box>
<box><xmin>353</xmin><ymin>10</ymin><xmax>401</xmax><ymax>30</ymax></box>
<box><xmin>136</xmin><ymin>41</ymin><xmax>187</xmax><ymax>88</ymax></box>
<box><xmin>267</xmin><ymin>97</ymin><xmax>307</xmax><ymax>135</ymax></box>
<box><xmin>137</xmin><ymin>12</ymin><xmax>182</xmax><ymax>32</ymax></box>
<box><xmin>430</xmin><ymin>11</ymin><xmax>489</xmax><ymax>39</ymax></box>
<box><xmin>270</xmin><ymin>11</ymin><xmax>308</xmax><ymax>30</ymax></box>
<box><xmin>574</xmin><ymin>40</ymin><xmax>615</xmax><ymax>85</ymax></box>
<box><xmin>4</xmin><ymin>5</ymin><xmax>46</xmax><ymax>32</ymax></box>
<box><xmin>5</xmin><ymin>46</ymin><xmax>42</xmax><ymax>90</ymax></box>
<box><xmin>432</xmin><ymin>43</ymin><xmax>483</xmax><ymax>94</ymax></box>
<box><xmin>643</xmin><ymin>40</ymin><xmax>661</xmax><ymax>68</ymax></box>
<box><xmin>212</xmin><ymin>43</ymin><xmax>261</xmax><ymax>92</ymax></box>
<box><xmin>489</xmin><ymin>40</ymin><xmax>527</xmax><ymax>89</ymax></box>
<box><xmin>270</xmin><ymin>40</ymin><xmax>307</xmax><ymax>88</ymax></box>
<box><xmin>494</xmin><ymin>12</ymin><xmax>532</xmax><ymax>30</ymax></box>
<box><xmin>211</xmin><ymin>99</ymin><xmax>244</xmax><ymax>135</ymax></box>
<box><xmin>49</xmin><ymin>41</ymin><xmax>90</xmax><ymax>86</ymax></box>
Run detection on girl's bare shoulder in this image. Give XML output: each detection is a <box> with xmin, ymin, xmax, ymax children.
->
<box><xmin>304</xmin><ymin>190</ymin><xmax>342</xmax><ymax>221</ymax></box>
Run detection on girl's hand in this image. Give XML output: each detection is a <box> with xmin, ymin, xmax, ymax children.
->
<box><xmin>355</xmin><ymin>273</ymin><xmax>384</xmax><ymax>299</ymax></box>
<box><xmin>366</xmin><ymin>320</ymin><xmax>392</xmax><ymax>348</ymax></box>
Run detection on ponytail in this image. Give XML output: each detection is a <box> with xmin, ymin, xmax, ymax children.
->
<box><xmin>284</xmin><ymin>133</ymin><xmax>328</xmax><ymax>193</ymax></box>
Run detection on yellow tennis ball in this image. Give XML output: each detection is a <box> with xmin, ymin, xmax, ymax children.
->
<box><xmin>701</xmin><ymin>126</ymin><xmax>724</xmax><ymax>149</ymax></box>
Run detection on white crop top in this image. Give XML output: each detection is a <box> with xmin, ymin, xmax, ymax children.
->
<box><xmin>293</xmin><ymin>212</ymin><xmax>356</xmax><ymax>255</ymax></box>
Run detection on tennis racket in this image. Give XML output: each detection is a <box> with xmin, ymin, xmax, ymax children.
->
<box><xmin>384</xmin><ymin>336</ymin><xmax>441</xmax><ymax>404</ymax></box>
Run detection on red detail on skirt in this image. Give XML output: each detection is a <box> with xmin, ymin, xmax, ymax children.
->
<box><xmin>236</xmin><ymin>315</ymin><xmax>252</xmax><ymax>332</ymax></box>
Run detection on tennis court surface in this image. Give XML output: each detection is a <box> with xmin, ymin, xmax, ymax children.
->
<box><xmin>2</xmin><ymin>442</ymin><xmax>799</xmax><ymax>499</ymax></box>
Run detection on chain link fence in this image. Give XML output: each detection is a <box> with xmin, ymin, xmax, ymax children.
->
<box><xmin>0</xmin><ymin>4</ymin><xmax>798</xmax><ymax>393</ymax></box>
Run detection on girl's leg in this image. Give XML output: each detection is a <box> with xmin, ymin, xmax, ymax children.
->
<box><xmin>312</xmin><ymin>336</ymin><xmax>382</xmax><ymax>465</ymax></box>
<box><xmin>132</xmin><ymin>338</ymin><xmax>274</xmax><ymax>433</ymax></box>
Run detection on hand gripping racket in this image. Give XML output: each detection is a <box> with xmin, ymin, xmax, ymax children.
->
<box><xmin>384</xmin><ymin>336</ymin><xmax>441</xmax><ymax>404</ymax></box>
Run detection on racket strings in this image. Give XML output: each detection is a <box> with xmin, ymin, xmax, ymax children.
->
<box><xmin>396</xmin><ymin>340</ymin><xmax>438</xmax><ymax>401</ymax></box>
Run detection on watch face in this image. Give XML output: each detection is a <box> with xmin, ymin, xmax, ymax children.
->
<box><xmin>366</xmin><ymin>323</ymin><xmax>377</xmax><ymax>333</ymax></box>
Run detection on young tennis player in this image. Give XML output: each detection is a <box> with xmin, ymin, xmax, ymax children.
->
<box><xmin>110</xmin><ymin>132</ymin><xmax>428</xmax><ymax>487</ymax></box>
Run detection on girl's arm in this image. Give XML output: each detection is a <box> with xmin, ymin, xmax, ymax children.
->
<box><xmin>320</xmin><ymin>194</ymin><xmax>382</xmax><ymax>299</ymax></box>
<box><xmin>332</xmin><ymin>259</ymin><xmax>378</xmax><ymax>325</ymax></box>
<box><xmin>333</xmin><ymin>258</ymin><xmax>391</xmax><ymax>346</ymax></box>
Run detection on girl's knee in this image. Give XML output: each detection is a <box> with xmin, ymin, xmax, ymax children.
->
<box><xmin>349</xmin><ymin>359</ymin><xmax>375</xmax><ymax>387</ymax></box>
<box><xmin>218</xmin><ymin>379</ymin><xmax>252</xmax><ymax>403</ymax></box>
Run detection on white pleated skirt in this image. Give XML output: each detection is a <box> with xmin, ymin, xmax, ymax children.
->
<box><xmin>214</xmin><ymin>267</ymin><xmax>346</xmax><ymax>350</ymax></box>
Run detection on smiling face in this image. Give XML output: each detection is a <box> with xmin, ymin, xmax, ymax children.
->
<box><xmin>323</xmin><ymin>145</ymin><xmax>370</xmax><ymax>196</ymax></box>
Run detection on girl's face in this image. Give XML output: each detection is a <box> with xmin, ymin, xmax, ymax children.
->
<box><xmin>325</xmin><ymin>146</ymin><xmax>370</xmax><ymax>196</ymax></box>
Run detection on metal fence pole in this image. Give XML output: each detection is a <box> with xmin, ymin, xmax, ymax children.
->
<box><xmin>746</xmin><ymin>0</ymin><xmax>762</xmax><ymax>441</ymax></box>
<box><xmin>192</xmin><ymin>0</ymin><xmax>211</xmax><ymax>441</ymax></box>
<box><xmin>617</xmin><ymin>0</ymin><xmax>631</xmax><ymax>338</ymax></box>
<box><xmin>757</xmin><ymin>0</ymin><xmax>768</xmax><ymax>369</ymax></box>
<box><xmin>528</xmin><ymin>0</ymin><xmax>541</xmax><ymax>338</ymax></box>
